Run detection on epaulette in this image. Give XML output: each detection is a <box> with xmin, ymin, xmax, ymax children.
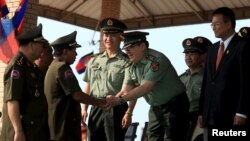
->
<box><xmin>124</xmin><ymin>61</ymin><xmax>132</xmax><ymax>68</ymax></box>
<box><xmin>15</xmin><ymin>56</ymin><xmax>24</xmax><ymax>66</ymax></box>
<box><xmin>179</xmin><ymin>72</ymin><xmax>186</xmax><ymax>77</ymax></box>
<box><xmin>92</xmin><ymin>52</ymin><xmax>103</xmax><ymax>57</ymax></box>
<box><xmin>146</xmin><ymin>54</ymin><xmax>156</xmax><ymax>62</ymax></box>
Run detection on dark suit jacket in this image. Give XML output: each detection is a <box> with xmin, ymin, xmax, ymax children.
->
<box><xmin>199</xmin><ymin>34</ymin><xmax>250</xmax><ymax>127</ymax></box>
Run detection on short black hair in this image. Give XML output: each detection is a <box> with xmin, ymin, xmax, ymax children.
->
<box><xmin>212</xmin><ymin>7</ymin><xmax>236</xmax><ymax>28</ymax></box>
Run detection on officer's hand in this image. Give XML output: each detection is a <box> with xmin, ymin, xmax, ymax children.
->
<box><xmin>82</xmin><ymin>111</ymin><xmax>88</xmax><ymax>122</ymax></box>
<box><xmin>122</xmin><ymin>113</ymin><xmax>132</xmax><ymax>129</ymax></box>
<box><xmin>106</xmin><ymin>95</ymin><xmax>120</xmax><ymax>107</ymax></box>
<box><xmin>197</xmin><ymin>115</ymin><xmax>203</xmax><ymax>128</ymax></box>
<box><xmin>99</xmin><ymin>99</ymin><xmax>111</xmax><ymax>111</ymax></box>
<box><xmin>14</xmin><ymin>131</ymin><xmax>25</xmax><ymax>141</ymax></box>
<box><xmin>233</xmin><ymin>115</ymin><xmax>247</xmax><ymax>125</ymax></box>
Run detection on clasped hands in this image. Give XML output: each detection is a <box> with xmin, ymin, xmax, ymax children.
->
<box><xmin>99</xmin><ymin>95</ymin><xmax>123</xmax><ymax>110</ymax></box>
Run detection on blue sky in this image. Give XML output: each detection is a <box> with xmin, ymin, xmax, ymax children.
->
<box><xmin>38</xmin><ymin>17</ymin><xmax>250</xmax><ymax>140</ymax></box>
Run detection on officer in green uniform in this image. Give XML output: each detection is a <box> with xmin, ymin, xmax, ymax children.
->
<box><xmin>106</xmin><ymin>31</ymin><xmax>190</xmax><ymax>141</ymax></box>
<box><xmin>44</xmin><ymin>31</ymin><xmax>107</xmax><ymax>141</ymax></box>
<box><xmin>82</xmin><ymin>18</ymin><xmax>137</xmax><ymax>141</ymax></box>
<box><xmin>179</xmin><ymin>37</ymin><xmax>211</xmax><ymax>141</ymax></box>
<box><xmin>1</xmin><ymin>24</ymin><xmax>50</xmax><ymax>141</ymax></box>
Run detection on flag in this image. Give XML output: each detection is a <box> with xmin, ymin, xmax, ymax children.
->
<box><xmin>75</xmin><ymin>51</ymin><xmax>93</xmax><ymax>74</ymax></box>
<box><xmin>12</xmin><ymin>0</ymin><xmax>28</xmax><ymax>34</ymax></box>
<box><xmin>0</xmin><ymin>19</ymin><xmax>19</xmax><ymax>63</ymax></box>
<box><xmin>0</xmin><ymin>0</ymin><xmax>9</xmax><ymax>17</ymax></box>
<box><xmin>0</xmin><ymin>0</ymin><xmax>28</xmax><ymax>63</ymax></box>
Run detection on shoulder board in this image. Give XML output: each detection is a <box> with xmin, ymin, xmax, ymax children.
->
<box><xmin>146</xmin><ymin>54</ymin><xmax>156</xmax><ymax>62</ymax></box>
<box><xmin>179</xmin><ymin>71</ymin><xmax>189</xmax><ymax>77</ymax></box>
<box><xmin>15</xmin><ymin>56</ymin><xmax>24</xmax><ymax>66</ymax></box>
<box><xmin>92</xmin><ymin>52</ymin><xmax>103</xmax><ymax>57</ymax></box>
<box><xmin>124</xmin><ymin>61</ymin><xmax>132</xmax><ymax>68</ymax></box>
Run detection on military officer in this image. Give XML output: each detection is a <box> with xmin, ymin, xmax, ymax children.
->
<box><xmin>106</xmin><ymin>31</ymin><xmax>190</xmax><ymax>141</ymax></box>
<box><xmin>1</xmin><ymin>24</ymin><xmax>50</xmax><ymax>141</ymax></box>
<box><xmin>238</xmin><ymin>26</ymin><xmax>250</xmax><ymax>39</ymax></box>
<box><xmin>82</xmin><ymin>18</ymin><xmax>137</xmax><ymax>141</ymax></box>
<box><xmin>44</xmin><ymin>31</ymin><xmax>107</xmax><ymax>141</ymax></box>
<box><xmin>34</xmin><ymin>42</ymin><xmax>53</xmax><ymax>74</ymax></box>
<box><xmin>179</xmin><ymin>37</ymin><xmax>211</xmax><ymax>141</ymax></box>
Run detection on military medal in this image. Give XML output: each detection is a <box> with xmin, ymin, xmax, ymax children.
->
<box><xmin>35</xmin><ymin>89</ymin><xmax>40</xmax><ymax>97</ymax></box>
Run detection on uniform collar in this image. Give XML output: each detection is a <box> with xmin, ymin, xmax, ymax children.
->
<box><xmin>101</xmin><ymin>50</ymin><xmax>124</xmax><ymax>59</ymax></box>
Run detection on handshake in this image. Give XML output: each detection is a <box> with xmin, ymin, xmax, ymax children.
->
<box><xmin>97</xmin><ymin>95</ymin><xmax>126</xmax><ymax>110</ymax></box>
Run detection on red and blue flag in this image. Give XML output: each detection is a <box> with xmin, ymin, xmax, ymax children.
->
<box><xmin>75</xmin><ymin>51</ymin><xmax>93</xmax><ymax>74</ymax></box>
<box><xmin>0</xmin><ymin>0</ymin><xmax>9</xmax><ymax>17</ymax></box>
<box><xmin>0</xmin><ymin>0</ymin><xmax>28</xmax><ymax>63</ymax></box>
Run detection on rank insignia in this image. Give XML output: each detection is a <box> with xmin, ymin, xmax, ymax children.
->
<box><xmin>150</xmin><ymin>62</ymin><xmax>159</xmax><ymax>72</ymax></box>
<box><xmin>11</xmin><ymin>70</ymin><xmax>20</xmax><ymax>79</ymax></box>
<box><xmin>64</xmin><ymin>70</ymin><xmax>74</xmax><ymax>78</ymax></box>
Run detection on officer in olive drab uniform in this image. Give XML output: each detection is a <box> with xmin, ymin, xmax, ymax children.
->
<box><xmin>179</xmin><ymin>37</ymin><xmax>212</xmax><ymax>141</ymax></box>
<box><xmin>44</xmin><ymin>31</ymin><xmax>107</xmax><ymax>141</ymax></box>
<box><xmin>106</xmin><ymin>31</ymin><xmax>190</xmax><ymax>141</ymax></box>
<box><xmin>82</xmin><ymin>18</ymin><xmax>137</xmax><ymax>141</ymax></box>
<box><xmin>1</xmin><ymin>24</ymin><xmax>50</xmax><ymax>141</ymax></box>
<box><xmin>238</xmin><ymin>26</ymin><xmax>250</xmax><ymax>40</ymax></box>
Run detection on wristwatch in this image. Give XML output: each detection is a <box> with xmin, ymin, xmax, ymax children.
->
<box><xmin>119</xmin><ymin>96</ymin><xmax>126</xmax><ymax>104</ymax></box>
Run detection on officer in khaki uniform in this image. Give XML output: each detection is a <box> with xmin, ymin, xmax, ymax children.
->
<box><xmin>1</xmin><ymin>24</ymin><xmax>50</xmax><ymax>141</ymax></box>
<box><xmin>179</xmin><ymin>37</ymin><xmax>211</xmax><ymax>141</ymax></box>
<box><xmin>82</xmin><ymin>18</ymin><xmax>137</xmax><ymax>141</ymax></box>
<box><xmin>44</xmin><ymin>31</ymin><xmax>107</xmax><ymax>141</ymax></box>
<box><xmin>106</xmin><ymin>31</ymin><xmax>190</xmax><ymax>141</ymax></box>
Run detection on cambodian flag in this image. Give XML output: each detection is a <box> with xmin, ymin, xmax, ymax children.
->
<box><xmin>75</xmin><ymin>51</ymin><xmax>93</xmax><ymax>74</ymax></box>
<box><xmin>0</xmin><ymin>0</ymin><xmax>28</xmax><ymax>63</ymax></box>
<box><xmin>12</xmin><ymin>0</ymin><xmax>28</xmax><ymax>34</ymax></box>
<box><xmin>0</xmin><ymin>0</ymin><xmax>9</xmax><ymax>17</ymax></box>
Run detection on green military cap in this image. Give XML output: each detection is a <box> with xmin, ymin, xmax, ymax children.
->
<box><xmin>121</xmin><ymin>31</ymin><xmax>149</xmax><ymax>49</ymax></box>
<box><xmin>238</xmin><ymin>27</ymin><xmax>250</xmax><ymax>39</ymax></box>
<box><xmin>16</xmin><ymin>23</ymin><xmax>48</xmax><ymax>45</ymax></box>
<box><xmin>99</xmin><ymin>18</ymin><xmax>127</xmax><ymax>33</ymax></box>
<box><xmin>182</xmin><ymin>38</ymin><xmax>204</xmax><ymax>54</ymax></box>
<box><xmin>193</xmin><ymin>36</ymin><xmax>212</xmax><ymax>53</ymax></box>
<box><xmin>50</xmin><ymin>31</ymin><xmax>81</xmax><ymax>52</ymax></box>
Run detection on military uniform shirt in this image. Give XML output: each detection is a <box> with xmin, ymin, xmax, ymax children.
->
<box><xmin>1</xmin><ymin>52</ymin><xmax>49</xmax><ymax>141</ymax></box>
<box><xmin>180</xmin><ymin>69</ymin><xmax>203</xmax><ymax>112</ymax></box>
<box><xmin>124</xmin><ymin>48</ymin><xmax>186</xmax><ymax>106</ymax></box>
<box><xmin>83</xmin><ymin>50</ymin><xmax>129</xmax><ymax>97</ymax></box>
<box><xmin>44</xmin><ymin>59</ymin><xmax>82</xmax><ymax>141</ymax></box>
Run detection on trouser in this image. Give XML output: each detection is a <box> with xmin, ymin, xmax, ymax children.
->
<box><xmin>88</xmin><ymin>103</ymin><xmax>128</xmax><ymax>141</ymax></box>
<box><xmin>147</xmin><ymin>93</ymin><xmax>189</xmax><ymax>141</ymax></box>
<box><xmin>186</xmin><ymin>111</ymin><xmax>199</xmax><ymax>141</ymax></box>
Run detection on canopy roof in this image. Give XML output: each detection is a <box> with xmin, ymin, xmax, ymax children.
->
<box><xmin>38</xmin><ymin>0</ymin><xmax>250</xmax><ymax>30</ymax></box>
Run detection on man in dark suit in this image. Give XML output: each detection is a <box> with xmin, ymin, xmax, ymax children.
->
<box><xmin>198</xmin><ymin>7</ymin><xmax>250</xmax><ymax>141</ymax></box>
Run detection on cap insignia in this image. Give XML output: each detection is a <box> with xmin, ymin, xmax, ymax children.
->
<box><xmin>107</xmin><ymin>19</ymin><xmax>113</xmax><ymax>26</ymax></box>
<box><xmin>197</xmin><ymin>38</ymin><xmax>203</xmax><ymax>43</ymax></box>
<box><xmin>243</xmin><ymin>28</ymin><xmax>247</xmax><ymax>34</ymax></box>
<box><xmin>186</xmin><ymin>39</ymin><xmax>191</xmax><ymax>46</ymax></box>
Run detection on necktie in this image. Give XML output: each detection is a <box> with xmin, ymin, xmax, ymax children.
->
<box><xmin>216</xmin><ymin>42</ymin><xmax>224</xmax><ymax>70</ymax></box>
